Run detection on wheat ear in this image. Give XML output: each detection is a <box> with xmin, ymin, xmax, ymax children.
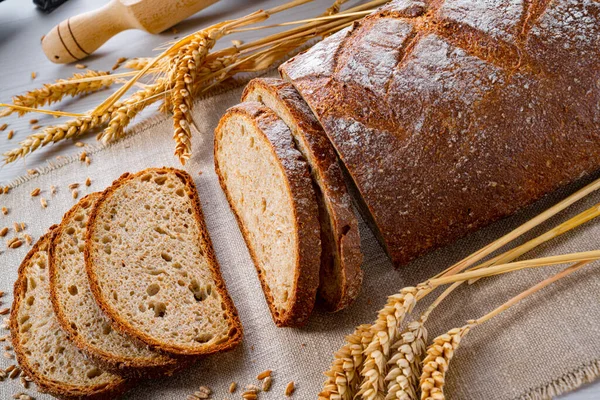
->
<box><xmin>419</xmin><ymin>260</ymin><xmax>591</xmax><ymax>400</ymax></box>
<box><xmin>172</xmin><ymin>30</ymin><xmax>219</xmax><ymax>163</ymax></box>
<box><xmin>0</xmin><ymin>71</ymin><xmax>114</xmax><ymax>118</ymax></box>
<box><xmin>319</xmin><ymin>324</ymin><xmax>371</xmax><ymax>400</ymax></box>
<box><xmin>3</xmin><ymin>112</ymin><xmax>112</xmax><ymax>163</ymax></box>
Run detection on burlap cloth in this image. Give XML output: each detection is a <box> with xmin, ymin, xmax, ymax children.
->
<box><xmin>0</xmin><ymin>74</ymin><xmax>599</xmax><ymax>400</ymax></box>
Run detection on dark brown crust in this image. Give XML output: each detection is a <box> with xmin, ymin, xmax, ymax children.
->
<box><xmin>242</xmin><ymin>78</ymin><xmax>363</xmax><ymax>312</ymax></box>
<box><xmin>280</xmin><ymin>0</ymin><xmax>600</xmax><ymax>266</ymax></box>
<box><xmin>214</xmin><ymin>102</ymin><xmax>322</xmax><ymax>327</ymax></box>
<box><xmin>10</xmin><ymin>231</ymin><xmax>131</xmax><ymax>400</ymax></box>
<box><xmin>84</xmin><ymin>168</ymin><xmax>243</xmax><ymax>355</ymax></box>
<box><xmin>48</xmin><ymin>193</ymin><xmax>189</xmax><ymax>378</ymax></box>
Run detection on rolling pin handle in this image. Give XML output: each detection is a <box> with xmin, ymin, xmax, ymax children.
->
<box><xmin>42</xmin><ymin>0</ymin><xmax>131</xmax><ymax>64</ymax></box>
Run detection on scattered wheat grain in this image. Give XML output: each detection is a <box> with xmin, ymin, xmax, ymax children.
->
<box><xmin>198</xmin><ymin>386</ymin><xmax>211</xmax><ymax>395</ymax></box>
<box><xmin>20</xmin><ymin>222</ymin><xmax>25</xmax><ymax>230</ymax></box>
<box><xmin>8</xmin><ymin>239</ymin><xmax>22</xmax><ymax>249</ymax></box>
<box><xmin>85</xmin><ymin>177</ymin><xmax>91</xmax><ymax>186</ymax></box>
<box><xmin>20</xmin><ymin>375</ymin><xmax>28</xmax><ymax>389</ymax></box>
<box><xmin>27</xmin><ymin>169</ymin><xmax>37</xmax><ymax>176</ymax></box>
<box><xmin>229</xmin><ymin>382</ymin><xmax>237</xmax><ymax>393</ymax></box>
<box><xmin>0</xmin><ymin>308</ymin><xmax>9</xmax><ymax>315</ymax></box>
<box><xmin>31</xmin><ymin>125</ymin><xmax>41</xmax><ymax>130</ymax></box>
<box><xmin>245</xmin><ymin>384</ymin><xmax>260</xmax><ymax>393</ymax></box>
<box><xmin>0</xmin><ymin>291</ymin><xmax>4</xmax><ymax>297</ymax></box>
<box><xmin>112</xmin><ymin>57</ymin><xmax>128</xmax><ymax>70</ymax></box>
<box><xmin>75</xmin><ymin>141</ymin><xmax>85</xmax><ymax>147</ymax></box>
<box><xmin>85</xmin><ymin>156</ymin><xmax>90</xmax><ymax>165</ymax></box>
<box><xmin>192</xmin><ymin>391</ymin><xmax>209</xmax><ymax>399</ymax></box>
<box><xmin>3</xmin><ymin>352</ymin><xmax>14</xmax><ymax>359</ymax></box>
<box><xmin>1</xmin><ymin>207</ymin><xmax>7</xmax><ymax>215</ymax></box>
<box><xmin>262</xmin><ymin>376</ymin><xmax>272</xmax><ymax>392</ymax></box>
<box><xmin>0</xmin><ymin>227</ymin><xmax>8</xmax><ymax>237</ymax></box>
<box><xmin>72</xmin><ymin>190</ymin><xmax>79</xmax><ymax>199</ymax></box>
<box><xmin>30</xmin><ymin>188</ymin><xmax>40</xmax><ymax>197</ymax></box>
<box><xmin>68</xmin><ymin>183</ymin><xmax>79</xmax><ymax>190</ymax></box>
<box><xmin>30</xmin><ymin>72</ymin><xmax>36</xmax><ymax>80</ymax></box>
<box><xmin>285</xmin><ymin>382</ymin><xmax>295</xmax><ymax>396</ymax></box>
<box><xmin>9</xmin><ymin>367</ymin><xmax>21</xmax><ymax>379</ymax></box>
<box><xmin>40</xmin><ymin>198</ymin><xmax>47</xmax><ymax>208</ymax></box>
<box><xmin>3</xmin><ymin>187</ymin><xmax>9</xmax><ymax>194</ymax></box>
<box><xmin>232</xmin><ymin>39</ymin><xmax>243</xmax><ymax>46</ymax></box>
<box><xmin>75</xmin><ymin>64</ymin><xmax>87</xmax><ymax>69</ymax></box>
<box><xmin>7</xmin><ymin>130</ymin><xmax>14</xmax><ymax>140</ymax></box>
<box><xmin>0</xmin><ymin>124</ymin><xmax>7</xmax><ymax>131</ymax></box>
<box><xmin>242</xmin><ymin>392</ymin><xmax>257</xmax><ymax>400</ymax></box>
<box><xmin>24</xmin><ymin>234</ymin><xmax>32</xmax><ymax>245</ymax></box>
<box><xmin>50</xmin><ymin>185</ymin><xmax>56</xmax><ymax>195</ymax></box>
<box><xmin>29</xmin><ymin>119</ymin><xmax>38</xmax><ymax>124</ymax></box>
<box><xmin>79</xmin><ymin>151</ymin><xmax>87</xmax><ymax>161</ymax></box>
<box><xmin>257</xmin><ymin>370</ymin><xmax>272</xmax><ymax>380</ymax></box>
<box><xmin>5</xmin><ymin>365</ymin><xmax>15</xmax><ymax>373</ymax></box>
<box><xmin>13</xmin><ymin>222</ymin><xmax>20</xmax><ymax>232</ymax></box>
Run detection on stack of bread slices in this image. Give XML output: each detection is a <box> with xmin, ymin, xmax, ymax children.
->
<box><xmin>11</xmin><ymin>168</ymin><xmax>243</xmax><ymax>399</ymax></box>
<box><xmin>215</xmin><ymin>78</ymin><xmax>364</xmax><ymax>327</ymax></box>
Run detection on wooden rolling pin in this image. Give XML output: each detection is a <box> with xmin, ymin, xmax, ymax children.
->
<box><xmin>42</xmin><ymin>0</ymin><xmax>219</xmax><ymax>64</ymax></box>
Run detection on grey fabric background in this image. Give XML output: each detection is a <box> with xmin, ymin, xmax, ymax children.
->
<box><xmin>0</xmin><ymin>79</ymin><xmax>599</xmax><ymax>400</ymax></box>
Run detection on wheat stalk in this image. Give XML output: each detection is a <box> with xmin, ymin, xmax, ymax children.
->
<box><xmin>419</xmin><ymin>260</ymin><xmax>590</xmax><ymax>400</ymax></box>
<box><xmin>0</xmin><ymin>71</ymin><xmax>114</xmax><ymax>118</ymax></box>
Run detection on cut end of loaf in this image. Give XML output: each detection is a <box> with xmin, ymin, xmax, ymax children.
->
<box><xmin>85</xmin><ymin>168</ymin><xmax>242</xmax><ymax>355</ymax></box>
<box><xmin>214</xmin><ymin>102</ymin><xmax>321</xmax><ymax>327</ymax></box>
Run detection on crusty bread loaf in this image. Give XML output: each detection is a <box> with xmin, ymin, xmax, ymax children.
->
<box><xmin>49</xmin><ymin>193</ymin><xmax>182</xmax><ymax>377</ymax></box>
<box><xmin>214</xmin><ymin>102</ymin><xmax>321</xmax><ymax>326</ymax></box>
<box><xmin>10</xmin><ymin>231</ymin><xmax>129</xmax><ymax>400</ymax></box>
<box><xmin>280</xmin><ymin>0</ymin><xmax>600</xmax><ymax>266</ymax></box>
<box><xmin>85</xmin><ymin>168</ymin><xmax>243</xmax><ymax>355</ymax></box>
<box><xmin>242</xmin><ymin>78</ymin><xmax>363</xmax><ymax>312</ymax></box>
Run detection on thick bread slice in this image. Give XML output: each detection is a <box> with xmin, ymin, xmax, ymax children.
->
<box><xmin>11</xmin><ymin>231</ymin><xmax>129</xmax><ymax>400</ymax></box>
<box><xmin>49</xmin><ymin>193</ymin><xmax>183</xmax><ymax>377</ymax></box>
<box><xmin>85</xmin><ymin>168</ymin><xmax>243</xmax><ymax>355</ymax></box>
<box><xmin>242</xmin><ymin>77</ymin><xmax>363</xmax><ymax>312</ymax></box>
<box><xmin>214</xmin><ymin>101</ymin><xmax>321</xmax><ymax>327</ymax></box>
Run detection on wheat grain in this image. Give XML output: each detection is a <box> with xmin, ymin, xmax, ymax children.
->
<box><xmin>69</xmin><ymin>183</ymin><xmax>79</xmax><ymax>190</ymax></box>
<box><xmin>0</xmin><ymin>124</ymin><xmax>7</xmax><ymax>131</ymax></box>
<box><xmin>0</xmin><ymin>71</ymin><xmax>114</xmax><ymax>118</ymax></box>
<box><xmin>30</xmin><ymin>188</ymin><xmax>40</xmax><ymax>197</ymax></box>
<box><xmin>75</xmin><ymin>64</ymin><xmax>87</xmax><ymax>69</ymax></box>
<box><xmin>262</xmin><ymin>376</ymin><xmax>273</xmax><ymax>392</ymax></box>
<box><xmin>0</xmin><ymin>227</ymin><xmax>7</xmax><ymax>237</ymax></box>
<box><xmin>229</xmin><ymin>382</ymin><xmax>237</xmax><ymax>393</ymax></box>
<box><xmin>285</xmin><ymin>381</ymin><xmax>295</xmax><ymax>396</ymax></box>
<box><xmin>13</xmin><ymin>222</ymin><xmax>20</xmax><ymax>233</ymax></box>
<box><xmin>72</xmin><ymin>190</ymin><xmax>79</xmax><ymax>199</ymax></box>
<box><xmin>29</xmin><ymin>119</ymin><xmax>38</xmax><ymax>124</ymax></box>
<box><xmin>40</xmin><ymin>198</ymin><xmax>47</xmax><ymax>208</ymax></box>
<box><xmin>85</xmin><ymin>177</ymin><xmax>91</xmax><ymax>186</ymax></box>
<box><xmin>7</xmin><ymin>130</ymin><xmax>13</xmax><ymax>140</ymax></box>
<box><xmin>257</xmin><ymin>370</ymin><xmax>272</xmax><ymax>380</ymax></box>
<box><xmin>1</xmin><ymin>207</ymin><xmax>7</xmax><ymax>215</ymax></box>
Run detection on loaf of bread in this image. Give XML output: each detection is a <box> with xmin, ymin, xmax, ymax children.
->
<box><xmin>49</xmin><ymin>193</ymin><xmax>182</xmax><ymax>377</ymax></box>
<box><xmin>214</xmin><ymin>102</ymin><xmax>321</xmax><ymax>326</ymax></box>
<box><xmin>242</xmin><ymin>78</ymin><xmax>363</xmax><ymax>312</ymax></box>
<box><xmin>280</xmin><ymin>0</ymin><xmax>600</xmax><ymax>266</ymax></box>
<box><xmin>11</xmin><ymin>231</ymin><xmax>129</xmax><ymax>400</ymax></box>
<box><xmin>85</xmin><ymin>168</ymin><xmax>243</xmax><ymax>355</ymax></box>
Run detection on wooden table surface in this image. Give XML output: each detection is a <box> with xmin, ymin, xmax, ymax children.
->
<box><xmin>0</xmin><ymin>0</ymin><xmax>597</xmax><ymax>399</ymax></box>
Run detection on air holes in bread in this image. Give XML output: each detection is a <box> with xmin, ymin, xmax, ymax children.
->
<box><xmin>68</xmin><ymin>285</ymin><xmax>78</xmax><ymax>296</ymax></box>
<box><xmin>102</xmin><ymin>323</ymin><xmax>112</xmax><ymax>335</ymax></box>
<box><xmin>26</xmin><ymin>296</ymin><xmax>35</xmax><ymax>306</ymax></box>
<box><xmin>146</xmin><ymin>283</ymin><xmax>160</xmax><ymax>297</ymax></box>
<box><xmin>66</xmin><ymin>227</ymin><xmax>76</xmax><ymax>235</ymax></box>
<box><xmin>154</xmin><ymin>176</ymin><xmax>168</xmax><ymax>185</ymax></box>
<box><xmin>176</xmin><ymin>188</ymin><xmax>185</xmax><ymax>197</ymax></box>
<box><xmin>103</xmin><ymin>245</ymin><xmax>111</xmax><ymax>255</ymax></box>
<box><xmin>149</xmin><ymin>301</ymin><xmax>166</xmax><ymax>318</ymax></box>
<box><xmin>194</xmin><ymin>333</ymin><xmax>213</xmax><ymax>344</ymax></box>
<box><xmin>28</xmin><ymin>277</ymin><xmax>37</xmax><ymax>290</ymax></box>
<box><xmin>141</xmin><ymin>173</ymin><xmax>152</xmax><ymax>182</ymax></box>
<box><xmin>161</xmin><ymin>252</ymin><xmax>172</xmax><ymax>262</ymax></box>
<box><xmin>86</xmin><ymin>368</ymin><xmax>102</xmax><ymax>379</ymax></box>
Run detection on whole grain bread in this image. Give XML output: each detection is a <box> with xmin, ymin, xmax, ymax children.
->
<box><xmin>280</xmin><ymin>0</ymin><xmax>600</xmax><ymax>266</ymax></box>
<box><xmin>214</xmin><ymin>101</ymin><xmax>321</xmax><ymax>326</ymax></box>
<box><xmin>242</xmin><ymin>78</ymin><xmax>363</xmax><ymax>312</ymax></box>
<box><xmin>10</xmin><ymin>230</ymin><xmax>129</xmax><ymax>400</ymax></box>
<box><xmin>49</xmin><ymin>193</ymin><xmax>184</xmax><ymax>377</ymax></box>
<box><xmin>85</xmin><ymin>168</ymin><xmax>243</xmax><ymax>355</ymax></box>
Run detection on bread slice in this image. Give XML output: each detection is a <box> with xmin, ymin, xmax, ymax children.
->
<box><xmin>85</xmin><ymin>168</ymin><xmax>243</xmax><ymax>355</ymax></box>
<box><xmin>214</xmin><ymin>101</ymin><xmax>321</xmax><ymax>326</ymax></box>
<box><xmin>49</xmin><ymin>193</ymin><xmax>183</xmax><ymax>377</ymax></box>
<box><xmin>10</xmin><ymin>231</ymin><xmax>129</xmax><ymax>400</ymax></box>
<box><xmin>242</xmin><ymin>77</ymin><xmax>363</xmax><ymax>312</ymax></box>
